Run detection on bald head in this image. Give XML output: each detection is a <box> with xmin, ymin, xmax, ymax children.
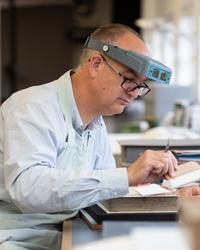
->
<box><xmin>114</xmin><ymin>31</ymin><xmax>149</xmax><ymax>56</ymax></box>
<box><xmin>79</xmin><ymin>23</ymin><xmax>149</xmax><ymax>66</ymax></box>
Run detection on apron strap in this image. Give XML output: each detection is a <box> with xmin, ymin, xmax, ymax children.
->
<box><xmin>56</xmin><ymin>76</ymin><xmax>75</xmax><ymax>142</ymax></box>
<box><xmin>61</xmin><ymin>220</ymin><xmax>72</xmax><ymax>250</ymax></box>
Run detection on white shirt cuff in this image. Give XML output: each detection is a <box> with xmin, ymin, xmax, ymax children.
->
<box><xmin>99</xmin><ymin>168</ymin><xmax>129</xmax><ymax>200</ymax></box>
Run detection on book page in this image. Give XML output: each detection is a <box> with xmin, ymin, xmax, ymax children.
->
<box><xmin>128</xmin><ymin>184</ymin><xmax>170</xmax><ymax>197</ymax></box>
<box><xmin>166</xmin><ymin>161</ymin><xmax>200</xmax><ymax>179</ymax></box>
<box><xmin>162</xmin><ymin>161</ymin><xmax>200</xmax><ymax>189</ymax></box>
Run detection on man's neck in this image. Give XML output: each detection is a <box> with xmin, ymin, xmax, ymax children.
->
<box><xmin>71</xmin><ymin>70</ymin><xmax>99</xmax><ymax>129</ymax></box>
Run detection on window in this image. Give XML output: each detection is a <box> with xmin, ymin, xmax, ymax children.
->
<box><xmin>140</xmin><ymin>0</ymin><xmax>200</xmax><ymax>101</ymax></box>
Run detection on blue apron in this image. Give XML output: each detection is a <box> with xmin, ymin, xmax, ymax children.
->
<box><xmin>0</xmin><ymin>75</ymin><xmax>90</xmax><ymax>249</ymax></box>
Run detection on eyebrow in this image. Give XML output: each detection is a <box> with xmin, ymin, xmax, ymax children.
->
<box><xmin>123</xmin><ymin>69</ymin><xmax>148</xmax><ymax>82</ymax></box>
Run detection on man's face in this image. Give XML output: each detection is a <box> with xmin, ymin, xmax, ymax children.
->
<box><xmin>93</xmin><ymin>32</ymin><xmax>149</xmax><ymax>116</ymax></box>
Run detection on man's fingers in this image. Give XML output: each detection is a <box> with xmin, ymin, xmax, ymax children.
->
<box><xmin>168</xmin><ymin>151</ymin><xmax>178</xmax><ymax>170</ymax></box>
<box><xmin>179</xmin><ymin>186</ymin><xmax>200</xmax><ymax>197</ymax></box>
<box><xmin>128</xmin><ymin>149</ymin><xmax>178</xmax><ymax>185</ymax></box>
<box><xmin>167</xmin><ymin>151</ymin><xmax>178</xmax><ymax>177</ymax></box>
<box><xmin>150</xmin><ymin>151</ymin><xmax>177</xmax><ymax>178</ymax></box>
<box><xmin>167</xmin><ymin>156</ymin><xmax>175</xmax><ymax>177</ymax></box>
<box><xmin>159</xmin><ymin>151</ymin><xmax>177</xmax><ymax>178</ymax></box>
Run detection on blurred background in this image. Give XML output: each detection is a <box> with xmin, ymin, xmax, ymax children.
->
<box><xmin>1</xmin><ymin>0</ymin><xmax>200</xmax><ymax>134</ymax></box>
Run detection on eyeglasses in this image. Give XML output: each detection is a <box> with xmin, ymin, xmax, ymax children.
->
<box><xmin>101</xmin><ymin>55</ymin><xmax>151</xmax><ymax>97</ymax></box>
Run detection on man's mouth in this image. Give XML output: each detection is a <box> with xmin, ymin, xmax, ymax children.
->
<box><xmin>119</xmin><ymin>98</ymin><xmax>130</xmax><ymax>105</ymax></box>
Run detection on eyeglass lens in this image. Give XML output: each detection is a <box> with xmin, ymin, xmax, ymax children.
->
<box><xmin>121</xmin><ymin>80</ymin><xmax>150</xmax><ymax>97</ymax></box>
<box><xmin>101</xmin><ymin>54</ymin><xmax>150</xmax><ymax>97</ymax></box>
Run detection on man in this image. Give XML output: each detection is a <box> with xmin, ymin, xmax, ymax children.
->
<box><xmin>0</xmin><ymin>23</ymin><xmax>177</xmax><ymax>249</ymax></box>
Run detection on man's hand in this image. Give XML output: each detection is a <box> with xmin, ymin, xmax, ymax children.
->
<box><xmin>127</xmin><ymin>150</ymin><xmax>177</xmax><ymax>186</ymax></box>
<box><xmin>179</xmin><ymin>185</ymin><xmax>200</xmax><ymax>197</ymax></box>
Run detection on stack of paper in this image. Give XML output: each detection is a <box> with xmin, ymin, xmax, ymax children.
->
<box><xmin>173</xmin><ymin>149</ymin><xmax>200</xmax><ymax>161</ymax></box>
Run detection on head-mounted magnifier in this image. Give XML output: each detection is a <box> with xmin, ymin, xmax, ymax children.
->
<box><xmin>84</xmin><ymin>37</ymin><xmax>172</xmax><ymax>85</ymax></box>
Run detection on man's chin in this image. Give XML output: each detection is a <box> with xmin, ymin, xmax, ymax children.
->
<box><xmin>103</xmin><ymin>107</ymin><xmax>125</xmax><ymax>116</ymax></box>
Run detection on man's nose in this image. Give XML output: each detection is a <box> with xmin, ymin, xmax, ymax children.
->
<box><xmin>127</xmin><ymin>88</ymin><xmax>139</xmax><ymax>99</ymax></box>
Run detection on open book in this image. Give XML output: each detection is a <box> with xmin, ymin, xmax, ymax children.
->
<box><xmin>81</xmin><ymin>162</ymin><xmax>200</xmax><ymax>225</ymax></box>
<box><xmin>81</xmin><ymin>189</ymin><xmax>179</xmax><ymax>225</ymax></box>
<box><xmin>162</xmin><ymin>161</ymin><xmax>200</xmax><ymax>189</ymax></box>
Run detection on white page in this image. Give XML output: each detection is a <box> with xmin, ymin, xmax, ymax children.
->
<box><xmin>127</xmin><ymin>184</ymin><xmax>170</xmax><ymax>196</ymax></box>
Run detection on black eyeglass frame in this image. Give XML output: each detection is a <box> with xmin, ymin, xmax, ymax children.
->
<box><xmin>100</xmin><ymin>55</ymin><xmax>151</xmax><ymax>97</ymax></box>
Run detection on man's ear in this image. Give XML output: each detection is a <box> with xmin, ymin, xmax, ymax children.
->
<box><xmin>88</xmin><ymin>55</ymin><xmax>104</xmax><ymax>78</ymax></box>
